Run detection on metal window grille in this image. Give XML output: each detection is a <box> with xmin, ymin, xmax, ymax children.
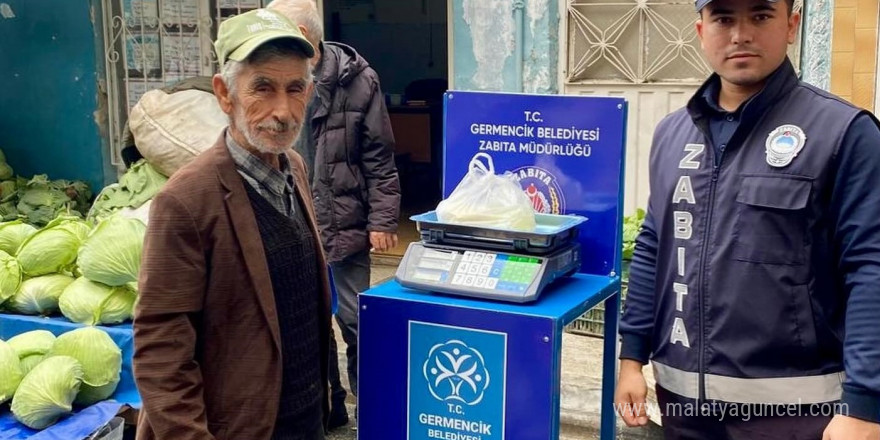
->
<box><xmin>566</xmin><ymin>0</ymin><xmax>804</xmax><ymax>85</ymax></box>
<box><xmin>101</xmin><ymin>0</ymin><xmax>270</xmax><ymax>165</ymax></box>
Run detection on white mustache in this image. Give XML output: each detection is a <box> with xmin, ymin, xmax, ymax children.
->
<box><xmin>257</xmin><ymin>120</ymin><xmax>298</xmax><ymax>134</ymax></box>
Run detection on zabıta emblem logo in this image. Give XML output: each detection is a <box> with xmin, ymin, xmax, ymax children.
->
<box><xmin>423</xmin><ymin>340</ymin><xmax>490</xmax><ymax>405</ymax></box>
<box><xmin>511</xmin><ymin>166</ymin><xmax>565</xmax><ymax>214</ymax></box>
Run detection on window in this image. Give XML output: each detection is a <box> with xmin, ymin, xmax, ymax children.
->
<box><xmin>565</xmin><ymin>0</ymin><xmax>803</xmax><ymax>84</ymax></box>
<box><xmin>101</xmin><ymin>0</ymin><xmax>270</xmax><ymax>164</ymax></box>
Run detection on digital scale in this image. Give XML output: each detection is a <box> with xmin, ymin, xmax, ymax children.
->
<box><xmin>395</xmin><ymin>211</ymin><xmax>587</xmax><ymax>303</ymax></box>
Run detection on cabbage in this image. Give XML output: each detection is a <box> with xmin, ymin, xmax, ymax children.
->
<box><xmin>0</xmin><ymin>201</ymin><xmax>18</xmax><ymax>222</ymax></box>
<box><xmin>0</xmin><ymin>250</ymin><xmax>21</xmax><ymax>304</ymax></box>
<box><xmin>7</xmin><ymin>330</ymin><xmax>56</xmax><ymax>358</ymax></box>
<box><xmin>16</xmin><ymin>175</ymin><xmax>91</xmax><ymax>227</ymax></box>
<box><xmin>0</xmin><ymin>220</ymin><xmax>38</xmax><ymax>255</ymax></box>
<box><xmin>7</xmin><ymin>330</ymin><xmax>56</xmax><ymax>375</ymax></box>
<box><xmin>19</xmin><ymin>354</ymin><xmax>45</xmax><ymax>375</ymax></box>
<box><xmin>78</xmin><ymin>217</ymin><xmax>145</xmax><ymax>286</ymax></box>
<box><xmin>58</xmin><ymin>277</ymin><xmax>137</xmax><ymax>325</ymax></box>
<box><xmin>89</xmin><ymin>160</ymin><xmax>166</xmax><ymax>221</ymax></box>
<box><xmin>6</xmin><ymin>274</ymin><xmax>75</xmax><ymax>315</ymax></box>
<box><xmin>48</xmin><ymin>327</ymin><xmax>122</xmax><ymax>405</ymax></box>
<box><xmin>0</xmin><ymin>339</ymin><xmax>23</xmax><ymax>404</ymax></box>
<box><xmin>0</xmin><ymin>162</ymin><xmax>13</xmax><ymax>181</ymax></box>
<box><xmin>0</xmin><ymin>180</ymin><xmax>18</xmax><ymax>202</ymax></box>
<box><xmin>17</xmin><ymin>216</ymin><xmax>91</xmax><ymax>276</ymax></box>
<box><xmin>11</xmin><ymin>355</ymin><xmax>83</xmax><ymax>429</ymax></box>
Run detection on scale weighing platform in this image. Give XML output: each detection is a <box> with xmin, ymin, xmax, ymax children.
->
<box><xmin>395</xmin><ymin>211</ymin><xmax>587</xmax><ymax>302</ymax></box>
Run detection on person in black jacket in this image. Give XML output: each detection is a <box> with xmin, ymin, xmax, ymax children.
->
<box><xmin>615</xmin><ymin>0</ymin><xmax>880</xmax><ymax>439</ymax></box>
<box><xmin>269</xmin><ymin>0</ymin><xmax>401</xmax><ymax>431</ymax></box>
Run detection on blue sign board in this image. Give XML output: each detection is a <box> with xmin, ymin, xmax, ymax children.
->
<box><xmin>443</xmin><ymin>91</ymin><xmax>627</xmax><ymax>276</ymax></box>
<box><xmin>408</xmin><ymin>322</ymin><xmax>507</xmax><ymax>440</ymax></box>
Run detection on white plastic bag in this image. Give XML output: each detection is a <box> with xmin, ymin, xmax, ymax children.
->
<box><xmin>436</xmin><ymin>153</ymin><xmax>537</xmax><ymax>231</ymax></box>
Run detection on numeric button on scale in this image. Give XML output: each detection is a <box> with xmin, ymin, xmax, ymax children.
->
<box><xmin>478</xmin><ymin>264</ymin><xmax>491</xmax><ymax>276</ymax></box>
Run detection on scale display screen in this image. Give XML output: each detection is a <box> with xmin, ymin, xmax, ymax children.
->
<box><xmin>397</xmin><ymin>243</ymin><xmax>579</xmax><ymax>303</ymax></box>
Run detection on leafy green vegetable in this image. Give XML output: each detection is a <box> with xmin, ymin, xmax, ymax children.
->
<box><xmin>89</xmin><ymin>160</ymin><xmax>166</xmax><ymax>221</ymax></box>
<box><xmin>11</xmin><ymin>355</ymin><xmax>82</xmax><ymax>429</ymax></box>
<box><xmin>58</xmin><ymin>277</ymin><xmax>137</xmax><ymax>325</ymax></box>
<box><xmin>78</xmin><ymin>217</ymin><xmax>145</xmax><ymax>286</ymax></box>
<box><xmin>19</xmin><ymin>355</ymin><xmax>45</xmax><ymax>375</ymax></box>
<box><xmin>48</xmin><ymin>327</ymin><xmax>122</xmax><ymax>405</ymax></box>
<box><xmin>0</xmin><ymin>250</ymin><xmax>22</xmax><ymax>305</ymax></box>
<box><xmin>17</xmin><ymin>216</ymin><xmax>91</xmax><ymax>276</ymax></box>
<box><xmin>7</xmin><ymin>330</ymin><xmax>55</xmax><ymax>375</ymax></box>
<box><xmin>6</xmin><ymin>274</ymin><xmax>76</xmax><ymax>315</ymax></box>
<box><xmin>0</xmin><ymin>163</ymin><xmax>14</xmax><ymax>181</ymax></box>
<box><xmin>622</xmin><ymin>208</ymin><xmax>646</xmax><ymax>261</ymax></box>
<box><xmin>7</xmin><ymin>330</ymin><xmax>56</xmax><ymax>358</ymax></box>
<box><xmin>15</xmin><ymin>175</ymin><xmax>92</xmax><ymax>227</ymax></box>
<box><xmin>0</xmin><ymin>339</ymin><xmax>23</xmax><ymax>404</ymax></box>
<box><xmin>0</xmin><ymin>220</ymin><xmax>37</xmax><ymax>255</ymax></box>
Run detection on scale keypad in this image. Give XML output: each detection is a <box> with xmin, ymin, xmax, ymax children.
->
<box><xmin>449</xmin><ymin>251</ymin><xmax>541</xmax><ymax>293</ymax></box>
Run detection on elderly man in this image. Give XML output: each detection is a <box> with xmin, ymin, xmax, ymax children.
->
<box><xmin>269</xmin><ymin>0</ymin><xmax>401</xmax><ymax>429</ymax></box>
<box><xmin>133</xmin><ymin>9</ymin><xmax>331</xmax><ymax>440</ymax></box>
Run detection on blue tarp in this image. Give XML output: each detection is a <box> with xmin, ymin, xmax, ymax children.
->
<box><xmin>0</xmin><ymin>401</ymin><xmax>122</xmax><ymax>440</ymax></box>
<box><xmin>0</xmin><ymin>314</ymin><xmax>141</xmax><ymax>439</ymax></box>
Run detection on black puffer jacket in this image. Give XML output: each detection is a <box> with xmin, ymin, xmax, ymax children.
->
<box><xmin>308</xmin><ymin>41</ymin><xmax>400</xmax><ymax>262</ymax></box>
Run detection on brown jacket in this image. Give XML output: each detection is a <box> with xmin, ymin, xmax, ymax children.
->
<box><xmin>133</xmin><ymin>135</ymin><xmax>332</xmax><ymax>440</ymax></box>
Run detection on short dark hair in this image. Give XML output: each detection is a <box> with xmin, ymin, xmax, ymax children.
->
<box><xmin>781</xmin><ymin>0</ymin><xmax>794</xmax><ymax>15</ymax></box>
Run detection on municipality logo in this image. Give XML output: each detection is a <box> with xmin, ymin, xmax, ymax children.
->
<box><xmin>423</xmin><ymin>340</ymin><xmax>490</xmax><ymax>405</ymax></box>
<box><xmin>512</xmin><ymin>166</ymin><xmax>565</xmax><ymax>214</ymax></box>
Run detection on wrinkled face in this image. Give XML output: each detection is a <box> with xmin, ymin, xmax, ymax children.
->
<box><xmin>220</xmin><ymin>56</ymin><xmax>310</xmax><ymax>154</ymax></box>
<box><xmin>697</xmin><ymin>0</ymin><xmax>799</xmax><ymax>88</ymax></box>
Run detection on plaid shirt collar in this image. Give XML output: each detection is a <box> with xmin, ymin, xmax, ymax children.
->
<box><xmin>226</xmin><ymin>130</ymin><xmax>297</xmax><ymax>212</ymax></box>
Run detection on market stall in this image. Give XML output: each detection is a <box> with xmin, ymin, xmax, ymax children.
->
<box><xmin>0</xmin><ymin>151</ymin><xmax>163</xmax><ymax>439</ymax></box>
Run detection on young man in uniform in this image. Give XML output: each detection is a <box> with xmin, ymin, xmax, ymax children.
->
<box><xmin>615</xmin><ymin>0</ymin><xmax>880</xmax><ymax>438</ymax></box>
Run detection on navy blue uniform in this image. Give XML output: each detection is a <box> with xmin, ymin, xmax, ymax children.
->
<box><xmin>620</xmin><ymin>59</ymin><xmax>880</xmax><ymax>430</ymax></box>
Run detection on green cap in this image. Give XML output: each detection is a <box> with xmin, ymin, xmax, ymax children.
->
<box><xmin>214</xmin><ymin>8</ymin><xmax>315</xmax><ymax>68</ymax></box>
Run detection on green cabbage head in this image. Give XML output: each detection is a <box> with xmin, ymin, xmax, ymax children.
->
<box><xmin>11</xmin><ymin>355</ymin><xmax>83</xmax><ymax>429</ymax></box>
<box><xmin>6</xmin><ymin>274</ymin><xmax>75</xmax><ymax>315</ymax></box>
<box><xmin>17</xmin><ymin>216</ymin><xmax>91</xmax><ymax>276</ymax></box>
<box><xmin>78</xmin><ymin>216</ymin><xmax>145</xmax><ymax>286</ymax></box>
<box><xmin>19</xmin><ymin>355</ymin><xmax>46</xmax><ymax>376</ymax></box>
<box><xmin>58</xmin><ymin>277</ymin><xmax>137</xmax><ymax>325</ymax></box>
<box><xmin>0</xmin><ymin>162</ymin><xmax>13</xmax><ymax>181</ymax></box>
<box><xmin>0</xmin><ymin>339</ymin><xmax>23</xmax><ymax>404</ymax></box>
<box><xmin>7</xmin><ymin>330</ymin><xmax>55</xmax><ymax>375</ymax></box>
<box><xmin>0</xmin><ymin>250</ymin><xmax>22</xmax><ymax>304</ymax></box>
<box><xmin>47</xmin><ymin>327</ymin><xmax>122</xmax><ymax>405</ymax></box>
<box><xmin>0</xmin><ymin>220</ymin><xmax>37</xmax><ymax>255</ymax></box>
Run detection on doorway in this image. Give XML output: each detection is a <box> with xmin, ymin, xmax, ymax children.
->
<box><xmin>321</xmin><ymin>0</ymin><xmax>449</xmax><ymax>258</ymax></box>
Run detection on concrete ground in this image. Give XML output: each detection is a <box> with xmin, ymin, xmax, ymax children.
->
<box><xmin>326</xmin><ymin>261</ymin><xmax>664</xmax><ymax>440</ymax></box>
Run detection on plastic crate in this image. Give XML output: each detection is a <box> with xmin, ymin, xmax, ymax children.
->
<box><xmin>565</xmin><ymin>281</ymin><xmax>628</xmax><ymax>337</ymax></box>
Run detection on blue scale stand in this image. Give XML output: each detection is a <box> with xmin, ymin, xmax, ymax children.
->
<box><xmin>359</xmin><ymin>91</ymin><xmax>627</xmax><ymax>440</ymax></box>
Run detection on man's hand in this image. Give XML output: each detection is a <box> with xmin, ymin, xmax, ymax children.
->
<box><xmin>615</xmin><ymin>359</ymin><xmax>649</xmax><ymax>427</ymax></box>
<box><xmin>822</xmin><ymin>414</ymin><xmax>880</xmax><ymax>440</ymax></box>
<box><xmin>369</xmin><ymin>231</ymin><xmax>399</xmax><ymax>252</ymax></box>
